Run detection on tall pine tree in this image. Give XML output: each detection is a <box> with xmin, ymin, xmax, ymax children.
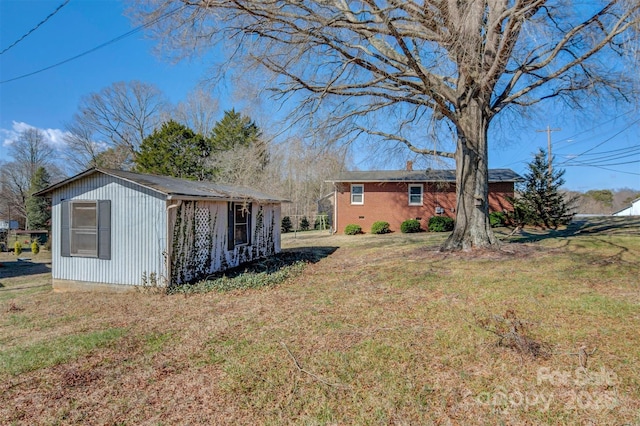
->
<box><xmin>210</xmin><ymin>109</ymin><xmax>260</xmax><ymax>151</ymax></box>
<box><xmin>511</xmin><ymin>149</ymin><xmax>574</xmax><ymax>229</ymax></box>
<box><xmin>26</xmin><ymin>167</ymin><xmax>51</xmax><ymax>231</ymax></box>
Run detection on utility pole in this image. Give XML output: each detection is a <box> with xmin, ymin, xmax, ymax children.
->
<box><xmin>536</xmin><ymin>125</ymin><xmax>561</xmax><ymax>176</ymax></box>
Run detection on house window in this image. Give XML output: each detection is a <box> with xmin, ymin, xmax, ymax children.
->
<box><xmin>409</xmin><ymin>184</ymin><xmax>423</xmax><ymax>206</ymax></box>
<box><xmin>351</xmin><ymin>184</ymin><xmax>364</xmax><ymax>205</ymax></box>
<box><xmin>62</xmin><ymin>200</ymin><xmax>111</xmax><ymax>259</ymax></box>
<box><xmin>70</xmin><ymin>201</ymin><xmax>98</xmax><ymax>257</ymax></box>
<box><xmin>228</xmin><ymin>202</ymin><xmax>252</xmax><ymax>250</ymax></box>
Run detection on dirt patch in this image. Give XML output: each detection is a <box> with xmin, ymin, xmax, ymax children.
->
<box><xmin>407</xmin><ymin>241</ymin><xmax>542</xmax><ymax>261</ymax></box>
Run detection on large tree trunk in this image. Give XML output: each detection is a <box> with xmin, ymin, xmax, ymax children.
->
<box><xmin>441</xmin><ymin>99</ymin><xmax>498</xmax><ymax>251</ymax></box>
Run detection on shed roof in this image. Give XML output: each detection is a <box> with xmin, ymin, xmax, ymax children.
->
<box><xmin>36</xmin><ymin>168</ymin><xmax>288</xmax><ymax>203</ymax></box>
<box><xmin>327</xmin><ymin>168</ymin><xmax>523</xmax><ymax>183</ymax></box>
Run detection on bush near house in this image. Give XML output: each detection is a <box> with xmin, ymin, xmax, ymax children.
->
<box><xmin>31</xmin><ymin>241</ymin><xmax>40</xmax><ymax>255</ymax></box>
<box><xmin>489</xmin><ymin>211</ymin><xmax>507</xmax><ymax>228</ymax></box>
<box><xmin>344</xmin><ymin>224</ymin><xmax>362</xmax><ymax>235</ymax></box>
<box><xmin>428</xmin><ymin>216</ymin><xmax>454</xmax><ymax>232</ymax></box>
<box><xmin>14</xmin><ymin>241</ymin><xmax>22</xmax><ymax>256</ymax></box>
<box><xmin>299</xmin><ymin>216</ymin><xmax>310</xmax><ymax>231</ymax></box>
<box><xmin>371</xmin><ymin>221</ymin><xmax>391</xmax><ymax>234</ymax></box>
<box><xmin>400</xmin><ymin>219</ymin><xmax>422</xmax><ymax>233</ymax></box>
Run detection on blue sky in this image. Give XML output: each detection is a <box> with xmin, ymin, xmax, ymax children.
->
<box><xmin>1</xmin><ymin>0</ymin><xmax>638</xmax><ymax>191</ymax></box>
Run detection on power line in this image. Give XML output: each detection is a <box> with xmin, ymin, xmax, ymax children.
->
<box><xmin>0</xmin><ymin>5</ymin><xmax>186</xmax><ymax>84</ymax></box>
<box><xmin>0</xmin><ymin>0</ymin><xmax>71</xmax><ymax>55</ymax></box>
<box><xmin>564</xmin><ymin>161</ymin><xmax>640</xmax><ymax>176</ymax></box>
<box><xmin>562</xmin><ymin>146</ymin><xmax>640</xmax><ymax>165</ymax></box>
<box><xmin>573</xmin><ymin>144</ymin><xmax>640</xmax><ymax>157</ymax></box>
<box><xmin>552</xmin><ymin>109</ymin><xmax>636</xmax><ymax>153</ymax></box>
<box><xmin>497</xmin><ymin>110</ymin><xmax>639</xmax><ymax>170</ymax></box>
<box><xmin>556</xmin><ymin>117</ymin><xmax>640</xmax><ymax>166</ymax></box>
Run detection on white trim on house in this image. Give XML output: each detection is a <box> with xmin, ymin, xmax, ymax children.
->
<box><xmin>351</xmin><ymin>184</ymin><xmax>364</xmax><ymax>205</ymax></box>
<box><xmin>408</xmin><ymin>184</ymin><xmax>423</xmax><ymax>206</ymax></box>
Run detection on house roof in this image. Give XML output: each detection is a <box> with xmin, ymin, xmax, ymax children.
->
<box><xmin>35</xmin><ymin>168</ymin><xmax>289</xmax><ymax>203</ymax></box>
<box><xmin>612</xmin><ymin>197</ymin><xmax>640</xmax><ymax>215</ymax></box>
<box><xmin>327</xmin><ymin>168</ymin><xmax>524</xmax><ymax>183</ymax></box>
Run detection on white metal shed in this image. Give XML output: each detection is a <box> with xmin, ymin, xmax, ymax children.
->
<box><xmin>36</xmin><ymin>168</ymin><xmax>287</xmax><ymax>292</ymax></box>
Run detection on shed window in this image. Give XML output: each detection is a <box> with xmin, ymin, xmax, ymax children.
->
<box><xmin>228</xmin><ymin>202</ymin><xmax>252</xmax><ymax>250</ymax></box>
<box><xmin>409</xmin><ymin>184</ymin><xmax>423</xmax><ymax>206</ymax></box>
<box><xmin>71</xmin><ymin>202</ymin><xmax>98</xmax><ymax>256</ymax></box>
<box><xmin>61</xmin><ymin>200</ymin><xmax>111</xmax><ymax>259</ymax></box>
<box><xmin>351</xmin><ymin>184</ymin><xmax>364</xmax><ymax>205</ymax></box>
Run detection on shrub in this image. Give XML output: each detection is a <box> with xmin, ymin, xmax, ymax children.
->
<box><xmin>14</xmin><ymin>241</ymin><xmax>22</xmax><ymax>256</ymax></box>
<box><xmin>371</xmin><ymin>221</ymin><xmax>391</xmax><ymax>234</ymax></box>
<box><xmin>428</xmin><ymin>216</ymin><xmax>454</xmax><ymax>232</ymax></box>
<box><xmin>299</xmin><ymin>216</ymin><xmax>310</xmax><ymax>231</ymax></box>
<box><xmin>400</xmin><ymin>219</ymin><xmax>421</xmax><ymax>233</ymax></box>
<box><xmin>281</xmin><ymin>216</ymin><xmax>293</xmax><ymax>233</ymax></box>
<box><xmin>489</xmin><ymin>211</ymin><xmax>507</xmax><ymax>228</ymax></box>
<box><xmin>344</xmin><ymin>224</ymin><xmax>362</xmax><ymax>235</ymax></box>
<box><xmin>31</xmin><ymin>240</ymin><xmax>40</xmax><ymax>255</ymax></box>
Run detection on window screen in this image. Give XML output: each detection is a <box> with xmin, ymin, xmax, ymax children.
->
<box><xmin>70</xmin><ymin>201</ymin><xmax>98</xmax><ymax>257</ymax></box>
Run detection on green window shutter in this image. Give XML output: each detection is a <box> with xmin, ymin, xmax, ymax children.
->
<box><xmin>227</xmin><ymin>202</ymin><xmax>235</xmax><ymax>251</ymax></box>
<box><xmin>98</xmin><ymin>200</ymin><xmax>111</xmax><ymax>260</ymax></box>
<box><xmin>61</xmin><ymin>200</ymin><xmax>70</xmax><ymax>257</ymax></box>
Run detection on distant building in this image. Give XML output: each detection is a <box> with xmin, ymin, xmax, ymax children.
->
<box><xmin>0</xmin><ymin>220</ymin><xmax>19</xmax><ymax>230</ymax></box>
<box><xmin>612</xmin><ymin>198</ymin><xmax>640</xmax><ymax>216</ymax></box>
<box><xmin>326</xmin><ymin>166</ymin><xmax>523</xmax><ymax>234</ymax></box>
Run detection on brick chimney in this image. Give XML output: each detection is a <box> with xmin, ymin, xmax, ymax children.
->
<box><xmin>406</xmin><ymin>160</ymin><xmax>413</xmax><ymax>171</ymax></box>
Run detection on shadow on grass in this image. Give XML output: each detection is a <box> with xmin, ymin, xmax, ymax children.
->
<box><xmin>0</xmin><ymin>260</ymin><xmax>51</xmax><ymax>280</ymax></box>
<box><xmin>506</xmin><ymin>216</ymin><xmax>640</xmax><ymax>244</ymax></box>
<box><xmin>206</xmin><ymin>246</ymin><xmax>338</xmax><ymax>280</ymax></box>
<box><xmin>169</xmin><ymin>246</ymin><xmax>339</xmax><ymax>294</ymax></box>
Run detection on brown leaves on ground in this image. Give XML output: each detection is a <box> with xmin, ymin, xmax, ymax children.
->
<box><xmin>1</xmin><ymin>229</ymin><xmax>639</xmax><ymax>424</ymax></box>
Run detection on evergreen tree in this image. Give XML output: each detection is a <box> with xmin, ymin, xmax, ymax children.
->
<box><xmin>210</xmin><ymin>109</ymin><xmax>260</xmax><ymax>151</ymax></box>
<box><xmin>26</xmin><ymin>167</ymin><xmax>51</xmax><ymax>231</ymax></box>
<box><xmin>134</xmin><ymin>120</ymin><xmax>213</xmax><ymax>180</ymax></box>
<box><xmin>511</xmin><ymin>149</ymin><xmax>574</xmax><ymax>229</ymax></box>
<box><xmin>281</xmin><ymin>216</ymin><xmax>292</xmax><ymax>233</ymax></box>
<box><xmin>299</xmin><ymin>216</ymin><xmax>310</xmax><ymax>231</ymax></box>
<box><xmin>210</xmin><ymin>109</ymin><xmax>269</xmax><ymax>169</ymax></box>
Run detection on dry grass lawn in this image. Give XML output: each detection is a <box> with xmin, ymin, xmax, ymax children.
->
<box><xmin>1</xmin><ymin>217</ymin><xmax>639</xmax><ymax>425</ymax></box>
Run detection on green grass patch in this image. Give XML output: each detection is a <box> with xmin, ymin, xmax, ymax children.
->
<box><xmin>143</xmin><ymin>331</ymin><xmax>174</xmax><ymax>354</ymax></box>
<box><xmin>0</xmin><ymin>328</ymin><xmax>126</xmax><ymax>375</ymax></box>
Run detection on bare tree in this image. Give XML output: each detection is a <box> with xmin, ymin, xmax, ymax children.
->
<box><xmin>133</xmin><ymin>1</ymin><xmax>640</xmax><ymax>250</ymax></box>
<box><xmin>8</xmin><ymin>128</ymin><xmax>54</xmax><ymax>180</ymax></box>
<box><xmin>276</xmin><ymin>138</ymin><xmax>347</xmax><ymax>222</ymax></box>
<box><xmin>3</xmin><ymin>128</ymin><xmax>61</xmax><ymax>227</ymax></box>
<box><xmin>62</xmin><ymin>120</ymin><xmax>105</xmax><ymax>172</ymax></box>
<box><xmin>64</xmin><ymin>80</ymin><xmax>168</xmax><ymax>169</ymax></box>
<box><xmin>173</xmin><ymin>88</ymin><xmax>220</xmax><ymax>135</ymax></box>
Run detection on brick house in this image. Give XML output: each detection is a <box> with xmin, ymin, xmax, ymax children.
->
<box><xmin>327</xmin><ymin>166</ymin><xmax>523</xmax><ymax>234</ymax></box>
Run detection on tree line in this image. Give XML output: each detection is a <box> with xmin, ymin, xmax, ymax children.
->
<box><xmin>0</xmin><ymin>82</ymin><xmax>347</xmax><ymax>231</ymax></box>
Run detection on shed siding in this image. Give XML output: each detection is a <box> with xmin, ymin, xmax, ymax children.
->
<box><xmin>168</xmin><ymin>200</ymin><xmax>281</xmax><ymax>286</ymax></box>
<box><xmin>51</xmin><ymin>173</ymin><xmax>167</xmax><ymax>286</ymax></box>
